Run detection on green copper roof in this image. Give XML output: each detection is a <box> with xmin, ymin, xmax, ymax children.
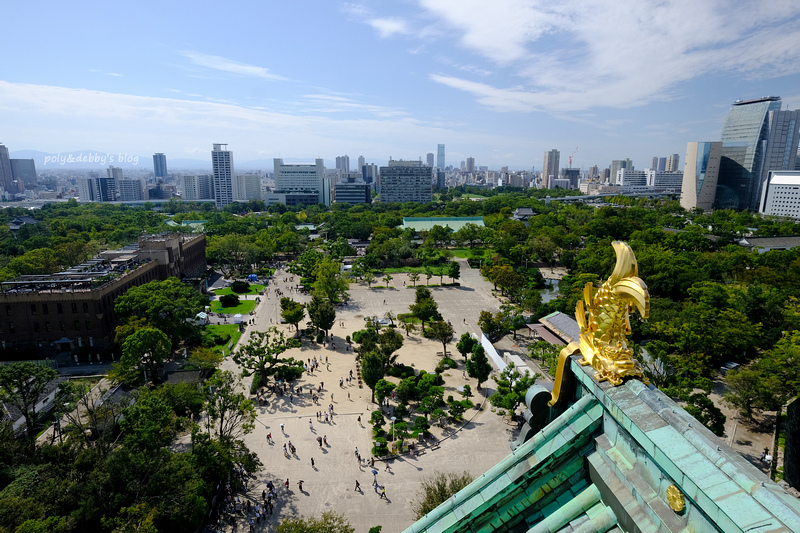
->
<box><xmin>401</xmin><ymin>217</ymin><xmax>485</xmax><ymax>232</ymax></box>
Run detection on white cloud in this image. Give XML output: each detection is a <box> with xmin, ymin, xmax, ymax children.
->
<box><xmin>368</xmin><ymin>17</ymin><xmax>410</xmax><ymax>38</ymax></box>
<box><xmin>302</xmin><ymin>93</ymin><xmax>407</xmax><ymax>117</ymax></box>
<box><xmin>0</xmin><ymin>81</ymin><xmax>531</xmax><ymax>163</ymax></box>
<box><xmin>179</xmin><ymin>51</ymin><xmax>288</xmax><ymax>81</ymax></box>
<box><xmin>413</xmin><ymin>0</ymin><xmax>800</xmax><ymax>112</ymax></box>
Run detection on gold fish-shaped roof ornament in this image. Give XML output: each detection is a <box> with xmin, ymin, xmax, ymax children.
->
<box><xmin>550</xmin><ymin>241</ymin><xmax>650</xmax><ymax>406</ymax></box>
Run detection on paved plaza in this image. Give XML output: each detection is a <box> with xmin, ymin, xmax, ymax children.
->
<box><xmin>211</xmin><ymin>260</ymin><xmax>514</xmax><ymax>532</ymax></box>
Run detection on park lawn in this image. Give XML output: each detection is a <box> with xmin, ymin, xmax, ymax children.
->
<box><xmin>209</xmin><ymin>299</ymin><xmax>257</xmax><ymax>315</ymax></box>
<box><xmin>204</xmin><ymin>324</ymin><xmax>242</xmax><ymax>354</ymax></box>
<box><xmin>450</xmin><ymin>247</ymin><xmax>491</xmax><ymax>258</ymax></box>
<box><xmin>213</xmin><ymin>284</ymin><xmax>265</xmax><ymax>297</ymax></box>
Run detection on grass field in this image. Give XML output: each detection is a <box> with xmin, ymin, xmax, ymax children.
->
<box><xmin>204</xmin><ymin>324</ymin><xmax>242</xmax><ymax>354</ymax></box>
<box><xmin>213</xmin><ymin>284</ymin><xmax>265</xmax><ymax>296</ymax></box>
<box><xmin>209</xmin><ymin>299</ymin><xmax>257</xmax><ymax>315</ymax></box>
<box><xmin>450</xmin><ymin>248</ymin><xmax>491</xmax><ymax>258</ymax></box>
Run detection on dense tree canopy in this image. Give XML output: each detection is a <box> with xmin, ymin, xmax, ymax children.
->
<box><xmin>114</xmin><ymin>278</ymin><xmax>207</xmax><ymax>348</ymax></box>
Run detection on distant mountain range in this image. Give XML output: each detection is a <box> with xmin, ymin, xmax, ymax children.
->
<box><xmin>10</xmin><ymin>150</ymin><xmax>274</xmax><ymax>172</ymax></box>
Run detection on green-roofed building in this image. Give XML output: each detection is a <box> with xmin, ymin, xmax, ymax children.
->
<box><xmin>401</xmin><ymin>216</ymin><xmax>485</xmax><ymax>232</ymax></box>
<box><xmin>406</xmin><ymin>325</ymin><xmax>800</xmax><ymax>533</ymax></box>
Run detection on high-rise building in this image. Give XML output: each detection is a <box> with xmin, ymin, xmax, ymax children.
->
<box><xmin>716</xmin><ymin>96</ymin><xmax>782</xmax><ymax>210</ymax></box>
<box><xmin>666</xmin><ymin>154</ymin><xmax>680</xmax><ymax>172</ymax></box>
<box><xmin>610</xmin><ymin>159</ymin><xmax>634</xmax><ymax>185</ymax></box>
<box><xmin>435</xmin><ymin>170</ymin><xmax>445</xmax><ymax>190</ymax></box>
<box><xmin>334</xmin><ymin>177</ymin><xmax>371</xmax><ymax>205</ymax></box>
<box><xmin>437</xmin><ymin>144</ymin><xmax>445</xmax><ymax>170</ymax></box>
<box><xmin>335</xmin><ymin>155</ymin><xmax>350</xmax><ymax>175</ymax></box>
<box><xmin>427</xmin><ymin>153</ymin><xmax>435</xmax><ymax>168</ymax></box>
<box><xmin>153</xmin><ymin>153</ymin><xmax>168</xmax><ymax>178</ymax></box>
<box><xmin>651</xmin><ymin>157</ymin><xmax>659</xmax><ymax>170</ymax></box>
<box><xmin>182</xmin><ymin>174</ymin><xmax>215</xmax><ymax>201</ymax></box>
<box><xmin>212</xmin><ymin>144</ymin><xmax>234</xmax><ymax>208</ymax></box>
<box><xmin>362</xmin><ymin>163</ymin><xmax>378</xmax><ymax>184</ymax></box>
<box><xmin>542</xmin><ymin>149</ymin><xmax>560</xmax><ymax>189</ymax></box>
<box><xmin>10</xmin><ymin>159</ymin><xmax>36</xmax><ymax>186</ymax></box>
<box><xmin>681</xmin><ymin>142</ymin><xmax>723</xmax><ymax>211</ymax></box>
<box><xmin>563</xmin><ymin>168</ymin><xmax>580</xmax><ymax>189</ymax></box>
<box><xmin>273</xmin><ymin>158</ymin><xmax>327</xmax><ymax>206</ymax></box>
<box><xmin>107</xmin><ymin>165</ymin><xmax>124</xmax><ymax>181</ymax></box>
<box><xmin>233</xmin><ymin>174</ymin><xmax>262</xmax><ymax>201</ymax></box>
<box><xmin>0</xmin><ymin>143</ymin><xmax>22</xmax><ymax>195</ymax></box>
<box><xmin>466</xmin><ymin>157</ymin><xmax>475</xmax><ymax>173</ymax></box>
<box><xmin>757</xmin><ymin>109</ymin><xmax>800</xmax><ymax>209</ymax></box>
<box><xmin>78</xmin><ymin>174</ymin><xmax>118</xmax><ymax>202</ymax></box>
<box><xmin>357</xmin><ymin>156</ymin><xmax>365</xmax><ymax>171</ymax></box>
<box><xmin>118</xmin><ymin>179</ymin><xmax>145</xmax><ymax>201</ymax></box>
<box><xmin>379</xmin><ymin>160</ymin><xmax>432</xmax><ymax>203</ymax></box>
<box><xmin>658</xmin><ymin>158</ymin><xmax>667</xmax><ymax>172</ymax></box>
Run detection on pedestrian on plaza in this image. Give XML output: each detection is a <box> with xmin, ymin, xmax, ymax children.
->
<box><xmin>374</xmin><ymin>481</ymin><xmax>379</xmax><ymax>493</ymax></box>
<box><xmin>317</xmin><ymin>436</ymin><xmax>323</xmax><ymax>447</ymax></box>
<box><xmin>311</xmin><ymin>457</ymin><xmax>315</xmax><ymax>468</ymax></box>
<box><xmin>355</xmin><ymin>479</ymin><xmax>361</xmax><ymax>492</ymax></box>
<box><xmin>297</xmin><ymin>480</ymin><xmax>304</xmax><ymax>491</ymax></box>
<box><xmin>385</xmin><ymin>461</ymin><xmax>392</xmax><ymax>472</ymax></box>
<box><xmin>323</xmin><ymin>435</ymin><xmax>328</xmax><ymax>446</ymax></box>
<box><xmin>381</xmin><ymin>486</ymin><xmax>387</xmax><ymax>499</ymax></box>
<box><xmin>309</xmin><ymin>419</ymin><xmax>313</xmax><ymax>431</ymax></box>
<box><xmin>348</xmin><ymin>392</ymin><xmax>351</xmax><ymax>401</ymax></box>
<box><xmin>280</xmin><ymin>423</ymin><xmax>285</xmax><ymax>434</ymax></box>
<box><xmin>355</xmin><ymin>447</ymin><xmax>359</xmax><ymax>457</ymax></box>
<box><xmin>357</xmin><ymin>415</ymin><xmax>362</xmax><ymax>426</ymax></box>
<box><xmin>285</xmin><ymin>478</ymin><xmax>289</xmax><ymax>490</ymax></box>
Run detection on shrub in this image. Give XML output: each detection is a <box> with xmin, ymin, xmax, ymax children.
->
<box><xmin>346</xmin><ymin>335</ymin><xmax>351</xmax><ymax>345</ymax></box>
<box><xmin>249</xmin><ymin>372</ymin><xmax>263</xmax><ymax>394</ymax></box>
<box><xmin>231</xmin><ymin>280</ymin><xmax>250</xmax><ymax>293</ymax></box>
<box><xmin>387</xmin><ymin>363</ymin><xmax>414</xmax><ymax>378</ymax></box>
<box><xmin>219</xmin><ymin>294</ymin><xmax>240</xmax><ymax>307</ymax></box>
<box><xmin>275</xmin><ymin>364</ymin><xmax>303</xmax><ymax>382</ymax></box>
<box><xmin>316</xmin><ymin>332</ymin><xmax>324</xmax><ymax>344</ymax></box>
<box><xmin>371</xmin><ymin>410</ymin><xmax>386</xmax><ymax>428</ymax></box>
<box><xmin>413</xmin><ymin>415</ymin><xmax>430</xmax><ymax>435</ymax></box>
<box><xmin>372</xmin><ymin>437</ymin><xmax>389</xmax><ymax>457</ymax></box>
<box><xmin>394</xmin><ymin>403</ymin><xmax>409</xmax><ymax>419</ymax></box>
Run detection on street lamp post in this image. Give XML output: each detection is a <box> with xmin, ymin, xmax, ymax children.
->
<box><xmin>391</xmin><ymin>416</ymin><xmax>397</xmax><ymax>450</ymax></box>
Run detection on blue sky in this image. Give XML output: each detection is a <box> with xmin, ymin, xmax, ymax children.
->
<box><xmin>2</xmin><ymin>0</ymin><xmax>800</xmax><ymax>171</ymax></box>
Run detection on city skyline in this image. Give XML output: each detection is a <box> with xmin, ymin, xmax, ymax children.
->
<box><xmin>2</xmin><ymin>2</ymin><xmax>800</xmax><ymax>171</ymax></box>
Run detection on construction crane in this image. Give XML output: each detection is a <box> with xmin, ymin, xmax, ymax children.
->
<box><xmin>568</xmin><ymin>146</ymin><xmax>579</xmax><ymax>168</ymax></box>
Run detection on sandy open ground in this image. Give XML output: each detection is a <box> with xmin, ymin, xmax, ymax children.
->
<box><xmin>210</xmin><ymin>260</ymin><xmax>517</xmax><ymax>532</ymax></box>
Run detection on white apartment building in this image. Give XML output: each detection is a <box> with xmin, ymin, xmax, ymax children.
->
<box><xmin>118</xmin><ymin>179</ymin><xmax>144</xmax><ymax>201</ymax></box>
<box><xmin>234</xmin><ymin>174</ymin><xmax>262</xmax><ymax>201</ymax></box>
<box><xmin>183</xmin><ymin>174</ymin><xmax>215</xmax><ymax>201</ymax></box>
<box><xmin>273</xmin><ymin>158</ymin><xmax>327</xmax><ymax>207</ymax></box>
<box><xmin>760</xmin><ymin>171</ymin><xmax>800</xmax><ymax>220</ymax></box>
<box><xmin>212</xmin><ymin>144</ymin><xmax>234</xmax><ymax>208</ymax></box>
